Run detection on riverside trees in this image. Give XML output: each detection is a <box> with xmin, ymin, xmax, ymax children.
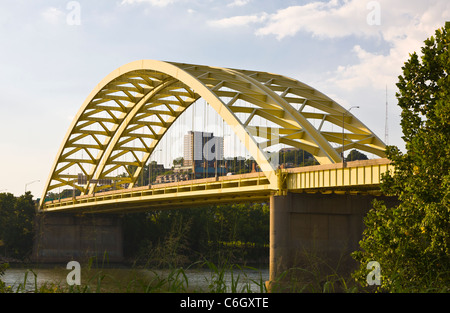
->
<box><xmin>353</xmin><ymin>22</ymin><xmax>450</xmax><ymax>292</ymax></box>
<box><xmin>123</xmin><ymin>203</ymin><xmax>270</xmax><ymax>267</ymax></box>
<box><xmin>0</xmin><ymin>192</ymin><xmax>35</xmax><ymax>260</ymax></box>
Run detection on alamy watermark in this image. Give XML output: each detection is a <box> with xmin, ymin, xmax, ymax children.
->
<box><xmin>198</xmin><ymin>126</ymin><xmax>280</xmax><ymax>169</ymax></box>
<box><xmin>366</xmin><ymin>261</ymin><xmax>381</xmax><ymax>286</ymax></box>
<box><xmin>66</xmin><ymin>1</ymin><xmax>81</xmax><ymax>26</ymax></box>
<box><xmin>66</xmin><ymin>261</ymin><xmax>81</xmax><ymax>286</ymax></box>
<box><xmin>366</xmin><ymin>1</ymin><xmax>381</xmax><ymax>26</ymax></box>
<box><xmin>171</xmin><ymin>123</ymin><xmax>280</xmax><ymax>171</ymax></box>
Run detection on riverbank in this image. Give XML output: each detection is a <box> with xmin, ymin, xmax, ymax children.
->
<box><xmin>1</xmin><ymin>261</ymin><xmax>270</xmax><ymax>293</ymax></box>
<box><xmin>0</xmin><ymin>255</ymin><xmax>24</xmax><ymax>264</ymax></box>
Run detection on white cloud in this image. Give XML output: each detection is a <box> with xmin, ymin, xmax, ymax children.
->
<box><xmin>228</xmin><ymin>0</ymin><xmax>251</xmax><ymax>7</ymax></box>
<box><xmin>328</xmin><ymin>1</ymin><xmax>449</xmax><ymax>91</ymax></box>
<box><xmin>207</xmin><ymin>0</ymin><xmax>450</xmax><ymax>91</ymax></box>
<box><xmin>208</xmin><ymin>13</ymin><xmax>268</xmax><ymax>28</ymax></box>
<box><xmin>255</xmin><ymin>1</ymin><xmax>379</xmax><ymax>40</ymax></box>
<box><xmin>41</xmin><ymin>7</ymin><xmax>64</xmax><ymax>24</ymax></box>
<box><xmin>120</xmin><ymin>0</ymin><xmax>177</xmax><ymax>7</ymax></box>
<box><xmin>329</xmin><ymin>45</ymin><xmax>399</xmax><ymax>90</ymax></box>
<box><xmin>249</xmin><ymin>0</ymin><xmax>450</xmax><ymax>91</ymax></box>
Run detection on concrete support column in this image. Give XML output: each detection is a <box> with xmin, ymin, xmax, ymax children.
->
<box><xmin>269</xmin><ymin>194</ymin><xmax>291</xmax><ymax>284</ymax></box>
<box><xmin>267</xmin><ymin>192</ymin><xmax>397</xmax><ymax>291</ymax></box>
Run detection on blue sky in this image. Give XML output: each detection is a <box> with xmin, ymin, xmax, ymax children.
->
<box><xmin>0</xmin><ymin>0</ymin><xmax>448</xmax><ymax>197</ymax></box>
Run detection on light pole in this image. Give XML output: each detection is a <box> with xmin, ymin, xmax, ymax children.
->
<box><xmin>342</xmin><ymin>106</ymin><xmax>359</xmax><ymax>168</ymax></box>
<box><xmin>149</xmin><ymin>149</ymin><xmax>162</xmax><ymax>186</ymax></box>
<box><xmin>25</xmin><ymin>180</ymin><xmax>40</xmax><ymax>193</ymax></box>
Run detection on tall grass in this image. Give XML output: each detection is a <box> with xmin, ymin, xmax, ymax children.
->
<box><xmin>0</xmin><ymin>263</ymin><xmax>10</xmax><ymax>292</ymax></box>
<box><xmin>0</xmin><ymin>252</ymin><xmax>359</xmax><ymax>293</ymax></box>
<box><xmin>202</xmin><ymin>260</ymin><xmax>266</xmax><ymax>293</ymax></box>
<box><xmin>268</xmin><ymin>266</ymin><xmax>358</xmax><ymax>293</ymax></box>
<box><xmin>0</xmin><ymin>260</ymin><xmax>267</xmax><ymax>293</ymax></box>
<box><xmin>10</xmin><ymin>243</ymin><xmax>442</xmax><ymax>293</ymax></box>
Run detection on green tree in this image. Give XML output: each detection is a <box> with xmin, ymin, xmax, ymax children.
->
<box><xmin>0</xmin><ymin>192</ymin><xmax>36</xmax><ymax>259</ymax></box>
<box><xmin>122</xmin><ymin>202</ymin><xmax>270</xmax><ymax>266</ymax></box>
<box><xmin>353</xmin><ymin>23</ymin><xmax>450</xmax><ymax>292</ymax></box>
<box><xmin>345</xmin><ymin>149</ymin><xmax>368</xmax><ymax>162</ymax></box>
<box><xmin>0</xmin><ymin>193</ymin><xmax>16</xmax><ymax>238</ymax></box>
<box><xmin>0</xmin><ymin>262</ymin><xmax>9</xmax><ymax>292</ymax></box>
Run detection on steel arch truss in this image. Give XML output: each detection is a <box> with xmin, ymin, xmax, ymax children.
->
<box><xmin>41</xmin><ymin>60</ymin><xmax>385</xmax><ymax>205</ymax></box>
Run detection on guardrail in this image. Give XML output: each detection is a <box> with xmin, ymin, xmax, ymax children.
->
<box><xmin>286</xmin><ymin>158</ymin><xmax>393</xmax><ymax>192</ymax></box>
<box><xmin>41</xmin><ymin>159</ymin><xmax>393</xmax><ymax>213</ymax></box>
<box><xmin>41</xmin><ymin>171</ymin><xmax>271</xmax><ymax>212</ymax></box>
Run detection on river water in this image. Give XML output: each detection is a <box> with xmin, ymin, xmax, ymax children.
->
<box><xmin>2</xmin><ymin>264</ymin><xmax>269</xmax><ymax>293</ymax></box>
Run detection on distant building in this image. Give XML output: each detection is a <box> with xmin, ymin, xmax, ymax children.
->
<box><xmin>183</xmin><ymin>131</ymin><xmax>224</xmax><ymax>165</ymax></box>
<box><xmin>182</xmin><ymin>131</ymin><xmax>226</xmax><ymax>178</ymax></box>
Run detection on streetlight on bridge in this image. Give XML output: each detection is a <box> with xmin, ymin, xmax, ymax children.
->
<box><xmin>149</xmin><ymin>149</ymin><xmax>162</xmax><ymax>186</ymax></box>
<box><xmin>342</xmin><ymin>106</ymin><xmax>359</xmax><ymax>168</ymax></box>
<box><xmin>25</xmin><ymin>180</ymin><xmax>40</xmax><ymax>194</ymax></box>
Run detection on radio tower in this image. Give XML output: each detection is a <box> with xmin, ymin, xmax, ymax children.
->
<box><xmin>385</xmin><ymin>85</ymin><xmax>389</xmax><ymax>145</ymax></box>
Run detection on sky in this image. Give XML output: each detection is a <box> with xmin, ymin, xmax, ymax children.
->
<box><xmin>0</xmin><ymin>0</ymin><xmax>448</xmax><ymax>198</ymax></box>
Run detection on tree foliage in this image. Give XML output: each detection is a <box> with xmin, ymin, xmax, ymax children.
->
<box><xmin>123</xmin><ymin>203</ymin><xmax>270</xmax><ymax>267</ymax></box>
<box><xmin>0</xmin><ymin>192</ymin><xmax>36</xmax><ymax>259</ymax></box>
<box><xmin>345</xmin><ymin>149</ymin><xmax>368</xmax><ymax>162</ymax></box>
<box><xmin>353</xmin><ymin>23</ymin><xmax>450</xmax><ymax>292</ymax></box>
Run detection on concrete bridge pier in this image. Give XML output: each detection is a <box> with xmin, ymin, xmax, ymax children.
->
<box><xmin>267</xmin><ymin>192</ymin><xmax>395</xmax><ymax>292</ymax></box>
<box><xmin>32</xmin><ymin>213</ymin><xmax>123</xmax><ymax>263</ymax></box>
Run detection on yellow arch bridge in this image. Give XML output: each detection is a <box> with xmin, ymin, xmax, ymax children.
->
<box><xmin>36</xmin><ymin>60</ymin><xmax>394</xmax><ymax>288</ymax></box>
<box><xmin>39</xmin><ymin>60</ymin><xmax>389</xmax><ymax>213</ymax></box>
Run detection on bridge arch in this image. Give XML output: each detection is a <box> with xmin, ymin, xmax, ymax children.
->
<box><xmin>40</xmin><ymin>60</ymin><xmax>385</xmax><ymax>206</ymax></box>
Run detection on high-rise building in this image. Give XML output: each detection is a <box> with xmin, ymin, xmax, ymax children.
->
<box><xmin>183</xmin><ymin>131</ymin><xmax>224</xmax><ymax>166</ymax></box>
<box><xmin>183</xmin><ymin>131</ymin><xmax>225</xmax><ymax>178</ymax></box>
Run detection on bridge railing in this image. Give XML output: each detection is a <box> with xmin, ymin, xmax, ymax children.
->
<box><xmin>40</xmin><ymin>171</ymin><xmax>272</xmax><ymax>212</ymax></box>
<box><xmin>40</xmin><ymin>159</ymin><xmax>394</xmax><ymax>213</ymax></box>
<box><xmin>285</xmin><ymin>158</ymin><xmax>393</xmax><ymax>193</ymax></box>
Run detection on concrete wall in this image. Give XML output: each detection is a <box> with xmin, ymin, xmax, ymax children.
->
<box><xmin>32</xmin><ymin>213</ymin><xmax>123</xmax><ymax>263</ymax></box>
<box><xmin>269</xmin><ymin>192</ymin><xmax>397</xmax><ymax>290</ymax></box>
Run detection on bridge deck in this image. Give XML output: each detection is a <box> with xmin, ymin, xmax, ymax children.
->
<box><xmin>42</xmin><ymin>171</ymin><xmax>272</xmax><ymax>213</ymax></box>
<box><xmin>40</xmin><ymin>159</ymin><xmax>393</xmax><ymax>214</ymax></box>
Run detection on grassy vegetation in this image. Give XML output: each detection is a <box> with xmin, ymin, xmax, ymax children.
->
<box><xmin>3</xmin><ymin>257</ymin><xmax>447</xmax><ymax>293</ymax></box>
<box><xmin>0</xmin><ymin>252</ymin><xmax>372</xmax><ymax>294</ymax></box>
<box><xmin>0</xmin><ymin>260</ymin><xmax>269</xmax><ymax>293</ymax></box>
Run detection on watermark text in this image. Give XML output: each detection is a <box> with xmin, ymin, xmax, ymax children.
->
<box><xmin>366</xmin><ymin>261</ymin><xmax>381</xmax><ymax>285</ymax></box>
<box><xmin>66</xmin><ymin>261</ymin><xmax>81</xmax><ymax>286</ymax></box>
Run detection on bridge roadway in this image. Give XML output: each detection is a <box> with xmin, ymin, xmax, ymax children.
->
<box><xmin>40</xmin><ymin>158</ymin><xmax>393</xmax><ymax>214</ymax></box>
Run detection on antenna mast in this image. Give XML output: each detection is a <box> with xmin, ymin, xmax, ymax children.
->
<box><xmin>385</xmin><ymin>85</ymin><xmax>389</xmax><ymax>145</ymax></box>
